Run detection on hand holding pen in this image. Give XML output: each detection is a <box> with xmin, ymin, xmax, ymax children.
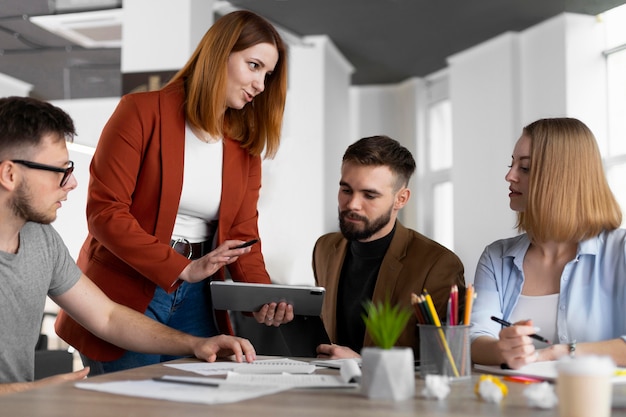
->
<box><xmin>490</xmin><ymin>316</ymin><xmax>552</xmax><ymax>344</ymax></box>
<box><xmin>491</xmin><ymin>316</ymin><xmax>551</xmax><ymax>369</ymax></box>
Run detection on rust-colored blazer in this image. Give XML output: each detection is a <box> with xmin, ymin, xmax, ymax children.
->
<box><xmin>312</xmin><ymin>221</ymin><xmax>465</xmax><ymax>358</ymax></box>
<box><xmin>56</xmin><ymin>81</ymin><xmax>270</xmax><ymax>361</ymax></box>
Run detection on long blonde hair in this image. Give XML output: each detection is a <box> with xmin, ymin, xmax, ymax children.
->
<box><xmin>167</xmin><ymin>10</ymin><xmax>287</xmax><ymax>158</ymax></box>
<box><xmin>516</xmin><ymin>118</ymin><xmax>622</xmax><ymax>242</ymax></box>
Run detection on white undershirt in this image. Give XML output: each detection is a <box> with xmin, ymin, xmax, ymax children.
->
<box><xmin>171</xmin><ymin>123</ymin><xmax>222</xmax><ymax>243</ymax></box>
<box><xmin>509</xmin><ymin>293</ymin><xmax>559</xmax><ymax>348</ymax></box>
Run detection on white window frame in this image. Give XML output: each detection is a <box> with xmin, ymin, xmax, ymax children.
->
<box><xmin>415</xmin><ymin>70</ymin><xmax>454</xmax><ymax>249</ymax></box>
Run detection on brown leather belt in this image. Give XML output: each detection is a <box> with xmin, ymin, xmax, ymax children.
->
<box><xmin>170</xmin><ymin>239</ymin><xmax>212</xmax><ymax>260</ymax></box>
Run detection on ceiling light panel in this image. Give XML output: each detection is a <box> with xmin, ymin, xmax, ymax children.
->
<box><xmin>30</xmin><ymin>9</ymin><xmax>122</xmax><ymax>48</ymax></box>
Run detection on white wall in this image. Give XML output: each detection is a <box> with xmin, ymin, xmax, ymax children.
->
<box><xmin>349</xmin><ymin>78</ymin><xmax>421</xmax><ymax>231</ymax></box>
<box><xmin>322</xmin><ymin>37</ymin><xmax>355</xmax><ymax>233</ymax></box>
<box><xmin>448</xmin><ymin>32</ymin><xmax>522</xmax><ymax>281</ymax></box>
<box><xmin>258</xmin><ymin>36</ymin><xmax>353</xmax><ymax>285</ymax></box>
<box><xmin>122</xmin><ymin>0</ymin><xmax>214</xmax><ymax>73</ymax></box>
<box><xmin>50</xmin><ymin>98</ymin><xmax>119</xmax><ymax>260</ymax></box>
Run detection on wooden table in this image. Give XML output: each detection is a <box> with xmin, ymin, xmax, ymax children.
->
<box><xmin>2</xmin><ymin>358</ymin><xmax>626</xmax><ymax>417</ymax></box>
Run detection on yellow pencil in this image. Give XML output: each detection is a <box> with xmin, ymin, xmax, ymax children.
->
<box><xmin>463</xmin><ymin>284</ymin><xmax>475</xmax><ymax>325</ymax></box>
<box><xmin>423</xmin><ymin>290</ymin><xmax>460</xmax><ymax>377</ymax></box>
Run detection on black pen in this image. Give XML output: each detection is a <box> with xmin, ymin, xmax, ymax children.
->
<box><xmin>235</xmin><ymin>239</ymin><xmax>258</xmax><ymax>249</ymax></box>
<box><xmin>152</xmin><ymin>376</ymin><xmax>220</xmax><ymax>388</ymax></box>
<box><xmin>490</xmin><ymin>316</ymin><xmax>552</xmax><ymax>344</ymax></box>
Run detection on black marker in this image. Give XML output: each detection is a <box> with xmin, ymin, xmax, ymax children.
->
<box><xmin>490</xmin><ymin>316</ymin><xmax>552</xmax><ymax>344</ymax></box>
<box><xmin>152</xmin><ymin>376</ymin><xmax>219</xmax><ymax>387</ymax></box>
<box><xmin>235</xmin><ymin>239</ymin><xmax>258</xmax><ymax>249</ymax></box>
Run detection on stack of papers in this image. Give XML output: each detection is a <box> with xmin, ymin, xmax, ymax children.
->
<box><xmin>231</xmin><ymin>360</ymin><xmax>316</xmax><ymax>374</ymax></box>
<box><xmin>164</xmin><ymin>358</ymin><xmax>313</xmax><ymax>375</ymax></box>
<box><xmin>75</xmin><ymin>358</ymin><xmax>359</xmax><ymax>405</ymax></box>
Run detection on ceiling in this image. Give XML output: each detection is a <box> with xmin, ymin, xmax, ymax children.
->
<box><xmin>1</xmin><ymin>0</ymin><xmax>625</xmax><ymax>101</ymax></box>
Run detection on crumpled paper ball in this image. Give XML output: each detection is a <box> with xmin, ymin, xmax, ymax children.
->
<box><xmin>474</xmin><ymin>375</ymin><xmax>508</xmax><ymax>403</ymax></box>
<box><xmin>421</xmin><ymin>374</ymin><xmax>451</xmax><ymax>399</ymax></box>
<box><xmin>523</xmin><ymin>382</ymin><xmax>558</xmax><ymax>409</ymax></box>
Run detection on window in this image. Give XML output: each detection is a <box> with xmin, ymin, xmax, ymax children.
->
<box><xmin>603</xmin><ymin>5</ymin><xmax>626</xmax><ymax>227</ymax></box>
<box><xmin>422</xmin><ymin>73</ymin><xmax>454</xmax><ymax>249</ymax></box>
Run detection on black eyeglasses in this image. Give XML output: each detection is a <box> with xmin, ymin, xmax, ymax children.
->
<box><xmin>11</xmin><ymin>160</ymin><xmax>75</xmax><ymax>187</ymax></box>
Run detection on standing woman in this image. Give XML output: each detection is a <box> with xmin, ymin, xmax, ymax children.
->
<box><xmin>56</xmin><ymin>10</ymin><xmax>293</xmax><ymax>374</ymax></box>
<box><xmin>470</xmin><ymin>118</ymin><xmax>626</xmax><ymax>369</ymax></box>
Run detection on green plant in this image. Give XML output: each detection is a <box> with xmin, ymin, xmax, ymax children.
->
<box><xmin>361</xmin><ymin>298</ymin><xmax>412</xmax><ymax>349</ymax></box>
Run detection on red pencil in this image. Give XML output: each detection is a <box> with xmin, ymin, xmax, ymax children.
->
<box><xmin>450</xmin><ymin>285</ymin><xmax>458</xmax><ymax>326</ymax></box>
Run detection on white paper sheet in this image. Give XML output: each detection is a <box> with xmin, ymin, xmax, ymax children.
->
<box><xmin>152</xmin><ymin>373</ymin><xmax>358</xmax><ymax>389</ymax></box>
<box><xmin>75</xmin><ymin>379</ymin><xmax>288</xmax><ymax>405</ymax></box>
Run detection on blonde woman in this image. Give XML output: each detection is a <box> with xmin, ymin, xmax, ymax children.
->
<box><xmin>470</xmin><ymin>118</ymin><xmax>626</xmax><ymax>369</ymax></box>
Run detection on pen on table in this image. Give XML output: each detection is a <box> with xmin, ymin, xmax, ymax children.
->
<box><xmin>152</xmin><ymin>376</ymin><xmax>220</xmax><ymax>388</ymax></box>
<box><xmin>490</xmin><ymin>316</ymin><xmax>552</xmax><ymax>344</ymax></box>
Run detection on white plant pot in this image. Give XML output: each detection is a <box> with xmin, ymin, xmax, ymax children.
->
<box><xmin>360</xmin><ymin>347</ymin><xmax>415</xmax><ymax>401</ymax></box>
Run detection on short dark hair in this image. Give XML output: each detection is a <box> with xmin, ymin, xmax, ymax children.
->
<box><xmin>342</xmin><ymin>135</ymin><xmax>416</xmax><ymax>189</ymax></box>
<box><xmin>0</xmin><ymin>96</ymin><xmax>75</xmax><ymax>159</ymax></box>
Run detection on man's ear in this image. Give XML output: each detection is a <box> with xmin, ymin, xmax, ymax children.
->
<box><xmin>0</xmin><ymin>161</ymin><xmax>18</xmax><ymax>191</ymax></box>
<box><xmin>394</xmin><ymin>187</ymin><xmax>410</xmax><ymax>210</ymax></box>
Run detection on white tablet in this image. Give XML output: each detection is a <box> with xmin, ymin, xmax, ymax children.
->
<box><xmin>209</xmin><ymin>281</ymin><xmax>325</xmax><ymax>316</ymax></box>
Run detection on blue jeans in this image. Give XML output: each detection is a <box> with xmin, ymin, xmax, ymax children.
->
<box><xmin>82</xmin><ymin>280</ymin><xmax>218</xmax><ymax>375</ymax></box>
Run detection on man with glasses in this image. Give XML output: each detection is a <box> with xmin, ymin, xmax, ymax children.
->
<box><xmin>10</xmin><ymin>159</ymin><xmax>74</xmax><ymax>187</ymax></box>
<box><xmin>0</xmin><ymin>96</ymin><xmax>256</xmax><ymax>394</ymax></box>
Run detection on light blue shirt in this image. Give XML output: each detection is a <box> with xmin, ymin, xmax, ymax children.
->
<box><xmin>470</xmin><ymin>229</ymin><xmax>626</xmax><ymax>346</ymax></box>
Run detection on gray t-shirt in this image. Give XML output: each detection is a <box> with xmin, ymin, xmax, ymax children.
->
<box><xmin>0</xmin><ymin>222</ymin><xmax>81</xmax><ymax>382</ymax></box>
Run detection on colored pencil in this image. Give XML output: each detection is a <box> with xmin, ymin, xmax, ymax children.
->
<box><xmin>463</xmin><ymin>284</ymin><xmax>474</xmax><ymax>325</ymax></box>
<box><xmin>450</xmin><ymin>285</ymin><xmax>458</xmax><ymax>326</ymax></box>
<box><xmin>410</xmin><ymin>292</ymin><xmax>426</xmax><ymax>324</ymax></box>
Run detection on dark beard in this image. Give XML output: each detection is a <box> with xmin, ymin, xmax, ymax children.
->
<box><xmin>338</xmin><ymin>208</ymin><xmax>392</xmax><ymax>241</ymax></box>
<box><xmin>10</xmin><ymin>181</ymin><xmax>54</xmax><ymax>224</ymax></box>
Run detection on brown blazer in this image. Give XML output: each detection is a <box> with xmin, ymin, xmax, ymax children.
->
<box><xmin>312</xmin><ymin>221</ymin><xmax>465</xmax><ymax>358</ymax></box>
<box><xmin>56</xmin><ymin>81</ymin><xmax>270</xmax><ymax>361</ymax></box>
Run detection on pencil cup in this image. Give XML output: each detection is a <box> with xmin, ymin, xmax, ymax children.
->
<box><xmin>556</xmin><ymin>356</ymin><xmax>614</xmax><ymax>417</ymax></box>
<box><xmin>418</xmin><ymin>324</ymin><xmax>471</xmax><ymax>380</ymax></box>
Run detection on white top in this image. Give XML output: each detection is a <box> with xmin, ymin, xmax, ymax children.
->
<box><xmin>171</xmin><ymin>123</ymin><xmax>222</xmax><ymax>243</ymax></box>
<box><xmin>509</xmin><ymin>293</ymin><xmax>559</xmax><ymax>347</ymax></box>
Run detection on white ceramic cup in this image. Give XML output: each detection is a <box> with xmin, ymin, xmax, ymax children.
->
<box><xmin>556</xmin><ymin>355</ymin><xmax>615</xmax><ymax>417</ymax></box>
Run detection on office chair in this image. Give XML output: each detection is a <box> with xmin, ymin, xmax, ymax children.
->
<box><xmin>34</xmin><ymin>312</ymin><xmax>74</xmax><ymax>380</ymax></box>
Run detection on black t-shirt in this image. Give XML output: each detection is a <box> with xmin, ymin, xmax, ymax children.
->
<box><xmin>336</xmin><ymin>226</ymin><xmax>395</xmax><ymax>352</ymax></box>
